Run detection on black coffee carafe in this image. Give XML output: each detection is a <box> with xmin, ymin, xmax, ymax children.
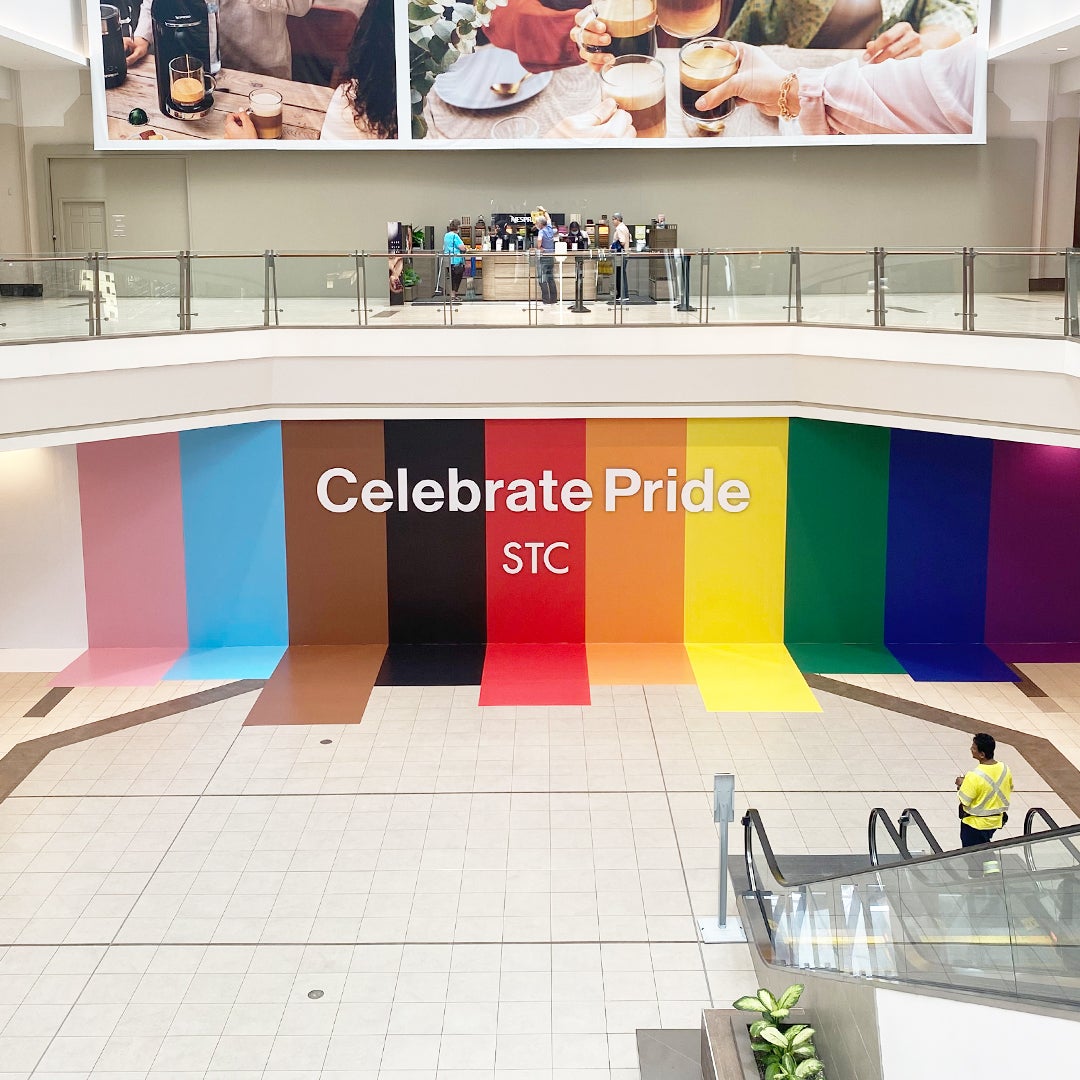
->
<box><xmin>152</xmin><ymin>0</ymin><xmax>212</xmax><ymax>118</ymax></box>
<box><xmin>100</xmin><ymin>4</ymin><xmax>128</xmax><ymax>89</ymax></box>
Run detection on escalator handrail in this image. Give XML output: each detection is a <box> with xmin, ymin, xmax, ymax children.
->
<box><xmin>1023</xmin><ymin>807</ymin><xmax>1080</xmax><ymax>873</ymax></box>
<box><xmin>868</xmin><ymin>807</ymin><xmax>907</xmax><ymax>866</ymax></box>
<box><xmin>898</xmin><ymin>807</ymin><xmax>945</xmax><ymax>859</ymax></box>
<box><xmin>742</xmin><ymin>806</ymin><xmax>1080</xmax><ymax>893</ymax></box>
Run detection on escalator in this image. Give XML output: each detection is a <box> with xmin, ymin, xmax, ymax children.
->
<box><xmin>736</xmin><ymin>805</ymin><xmax>1080</xmax><ymax>1007</ymax></box>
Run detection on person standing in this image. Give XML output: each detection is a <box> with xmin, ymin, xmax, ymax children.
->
<box><xmin>611</xmin><ymin>212</ymin><xmax>631</xmax><ymax>302</ymax></box>
<box><xmin>535</xmin><ymin>213</ymin><xmax>557</xmax><ymax>305</ymax></box>
<box><xmin>442</xmin><ymin>219</ymin><xmax>467</xmax><ymax>302</ymax></box>
<box><xmin>955</xmin><ymin>732</ymin><xmax>1012</xmax><ymax>848</ymax></box>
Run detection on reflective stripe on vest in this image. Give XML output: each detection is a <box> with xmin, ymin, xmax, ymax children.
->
<box><xmin>965</xmin><ymin>765</ymin><xmax>1012</xmax><ymax>818</ymax></box>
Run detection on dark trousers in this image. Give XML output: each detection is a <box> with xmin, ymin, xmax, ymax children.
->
<box><xmin>614</xmin><ymin>255</ymin><xmax>628</xmax><ymax>299</ymax></box>
<box><xmin>960</xmin><ymin>822</ymin><xmax>996</xmax><ymax>847</ymax></box>
<box><xmin>538</xmin><ymin>255</ymin><xmax>556</xmax><ymax>303</ymax></box>
<box><xmin>449</xmin><ymin>263</ymin><xmax>464</xmax><ymax>295</ymax></box>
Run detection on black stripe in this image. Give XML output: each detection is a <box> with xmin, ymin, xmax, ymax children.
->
<box><xmin>384</xmin><ymin>420</ymin><xmax>487</xmax><ymax>643</ymax></box>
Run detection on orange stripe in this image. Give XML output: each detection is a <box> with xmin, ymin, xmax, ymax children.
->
<box><xmin>587</xmin><ymin>643</ymin><xmax>696</xmax><ymax>684</ymax></box>
<box><xmin>585</xmin><ymin>419</ymin><xmax>686</xmax><ymax>642</ymax></box>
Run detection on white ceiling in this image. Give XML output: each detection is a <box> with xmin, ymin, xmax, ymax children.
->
<box><xmin>990</xmin><ymin>14</ymin><xmax>1080</xmax><ymax>65</ymax></box>
<box><xmin>0</xmin><ymin>26</ymin><xmax>85</xmax><ymax>71</ymax></box>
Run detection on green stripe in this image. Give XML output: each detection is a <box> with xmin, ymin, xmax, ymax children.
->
<box><xmin>785</xmin><ymin>420</ymin><xmax>900</xmax><ymax>671</ymax></box>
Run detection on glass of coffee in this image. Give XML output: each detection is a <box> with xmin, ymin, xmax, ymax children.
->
<box><xmin>657</xmin><ymin>0</ymin><xmax>722</xmax><ymax>39</ymax></box>
<box><xmin>585</xmin><ymin>0</ymin><xmax>658</xmax><ymax>59</ymax></box>
<box><xmin>680</xmin><ymin>37</ymin><xmax>738</xmax><ymax>132</ymax></box>
<box><xmin>168</xmin><ymin>54</ymin><xmax>210</xmax><ymax>111</ymax></box>
<box><xmin>248</xmin><ymin>88</ymin><xmax>284</xmax><ymax>139</ymax></box>
<box><xmin>600</xmin><ymin>55</ymin><xmax>667</xmax><ymax>139</ymax></box>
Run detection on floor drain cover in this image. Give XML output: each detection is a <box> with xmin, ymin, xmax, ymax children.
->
<box><xmin>320</xmin><ymin>739</ymin><xmax>332</xmax><ymax>745</ymax></box>
<box><xmin>308</xmin><ymin>989</ymin><xmax>324</xmax><ymax>999</ymax></box>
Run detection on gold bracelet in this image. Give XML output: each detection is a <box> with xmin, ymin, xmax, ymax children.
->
<box><xmin>778</xmin><ymin>71</ymin><xmax>797</xmax><ymax>120</ymax></box>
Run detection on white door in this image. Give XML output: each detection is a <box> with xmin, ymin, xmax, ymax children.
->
<box><xmin>58</xmin><ymin>200</ymin><xmax>107</xmax><ymax>295</ymax></box>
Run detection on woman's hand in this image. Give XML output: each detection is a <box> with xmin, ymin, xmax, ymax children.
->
<box><xmin>548</xmin><ymin>97</ymin><xmax>635</xmax><ymax>138</ymax></box>
<box><xmin>570</xmin><ymin>7</ymin><xmax>615</xmax><ymax>73</ymax></box>
<box><xmin>864</xmin><ymin>21</ymin><xmax>923</xmax><ymax>63</ymax></box>
<box><xmin>694</xmin><ymin>42</ymin><xmax>797</xmax><ymax>118</ymax></box>
<box><xmin>124</xmin><ymin>36</ymin><xmax>149</xmax><ymax>64</ymax></box>
<box><xmin>223</xmin><ymin>111</ymin><xmax>258</xmax><ymax>139</ymax></box>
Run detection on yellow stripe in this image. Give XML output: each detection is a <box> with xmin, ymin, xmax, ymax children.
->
<box><xmin>688</xmin><ymin>643</ymin><xmax>821</xmax><ymax>713</ymax></box>
<box><xmin>684</xmin><ymin>418</ymin><xmax>789</xmax><ymax>643</ymax></box>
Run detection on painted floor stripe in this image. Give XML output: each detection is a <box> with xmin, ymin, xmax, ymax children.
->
<box><xmin>687</xmin><ymin>643</ymin><xmax>821</xmax><ymax>713</ymax></box>
<box><xmin>479</xmin><ymin>643</ymin><xmax>591</xmax><ymax>707</ymax></box>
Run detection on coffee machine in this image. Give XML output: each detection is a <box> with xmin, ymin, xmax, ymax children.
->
<box><xmin>100</xmin><ymin>5</ymin><xmax>128</xmax><ymax>90</ymax></box>
<box><xmin>152</xmin><ymin>0</ymin><xmax>214</xmax><ymax>120</ymax></box>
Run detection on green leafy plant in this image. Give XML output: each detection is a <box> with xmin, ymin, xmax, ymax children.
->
<box><xmin>408</xmin><ymin>1</ymin><xmax>507</xmax><ymax>138</ymax></box>
<box><xmin>733</xmin><ymin>986</ymin><xmax>825</xmax><ymax>1080</ymax></box>
<box><xmin>401</xmin><ymin>267</ymin><xmax>421</xmax><ymax>288</ymax></box>
<box><xmin>412</xmin><ymin>227</ymin><xmax>427</xmax><ymax>250</ymax></box>
<box><xmin>733</xmin><ymin>984</ymin><xmax>804</xmax><ymax>1024</ymax></box>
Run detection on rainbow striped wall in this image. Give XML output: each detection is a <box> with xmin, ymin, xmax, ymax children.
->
<box><xmin>55</xmin><ymin>418</ymin><xmax>1080</xmax><ymax>712</ymax></box>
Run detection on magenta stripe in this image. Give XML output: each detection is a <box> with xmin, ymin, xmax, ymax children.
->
<box><xmin>985</xmin><ymin>442</ymin><xmax>1080</xmax><ymax>647</ymax></box>
<box><xmin>77</xmin><ymin>435</ymin><xmax>188</xmax><ymax>647</ymax></box>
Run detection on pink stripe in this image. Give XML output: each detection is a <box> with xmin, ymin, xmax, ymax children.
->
<box><xmin>55</xmin><ymin>647</ymin><xmax>185</xmax><ymax>687</ymax></box>
<box><xmin>78</xmin><ymin>435</ymin><xmax>188</xmax><ymax>647</ymax></box>
<box><xmin>479</xmin><ymin>643</ymin><xmax>591</xmax><ymax>706</ymax></box>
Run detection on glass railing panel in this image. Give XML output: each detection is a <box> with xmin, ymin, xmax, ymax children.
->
<box><xmin>1003</xmin><ymin>838</ymin><xmax>1080</xmax><ymax>1003</ymax></box>
<box><xmin>798</xmin><ymin>251</ymin><xmax>877</xmax><ymax>327</ymax></box>
<box><xmin>100</xmin><ymin>255</ymin><xmax>182</xmax><ymax>337</ymax></box>
<box><xmin>273</xmin><ymin>254</ymin><xmax>365</xmax><ymax>327</ymax></box>
<box><xmin>702</xmin><ymin>251</ymin><xmax>791</xmax><ymax>324</ymax></box>
<box><xmin>613</xmin><ymin>251</ymin><xmax>706</xmax><ymax>327</ymax></box>
<box><xmin>973</xmin><ymin>251</ymin><xmax>1067</xmax><ymax>337</ymax></box>
<box><xmin>0</xmin><ymin>256</ymin><xmax>95</xmax><ymax>342</ymax></box>
<box><xmin>188</xmin><ymin>254</ymin><xmax>267</xmax><ymax>332</ymax></box>
<box><xmin>442</xmin><ymin>250</ymin><xmax>534</xmax><ymax>328</ymax></box>
<box><xmin>880</xmin><ymin>252</ymin><xmax>964</xmax><ymax>332</ymax></box>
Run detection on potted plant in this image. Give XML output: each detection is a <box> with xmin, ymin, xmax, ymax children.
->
<box><xmin>408</xmin><ymin>1</ymin><xmax>507</xmax><ymax>138</ymax></box>
<box><xmin>732</xmin><ymin>985</ymin><xmax>825</xmax><ymax>1080</ymax></box>
<box><xmin>401</xmin><ymin>266</ymin><xmax>421</xmax><ymax>301</ymax></box>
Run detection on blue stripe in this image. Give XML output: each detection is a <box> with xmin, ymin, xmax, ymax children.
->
<box><xmin>179</xmin><ymin>422</ymin><xmax>288</xmax><ymax>647</ymax></box>
<box><xmin>885</xmin><ymin>429</ymin><xmax>993</xmax><ymax>646</ymax></box>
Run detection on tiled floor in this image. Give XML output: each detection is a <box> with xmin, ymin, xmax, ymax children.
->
<box><xmin>0</xmin><ymin>670</ymin><xmax>1075</xmax><ymax>1077</ymax></box>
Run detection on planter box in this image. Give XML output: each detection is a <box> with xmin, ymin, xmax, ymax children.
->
<box><xmin>701</xmin><ymin>1009</ymin><xmax>813</xmax><ymax>1080</ymax></box>
<box><xmin>0</xmin><ymin>284</ymin><xmax>43</xmax><ymax>298</ymax></box>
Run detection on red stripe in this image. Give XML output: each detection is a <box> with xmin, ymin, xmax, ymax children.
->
<box><xmin>484</xmin><ymin>419</ymin><xmax>587</xmax><ymax>643</ymax></box>
<box><xmin>479</xmin><ymin>643</ymin><xmax>590</xmax><ymax>706</ymax></box>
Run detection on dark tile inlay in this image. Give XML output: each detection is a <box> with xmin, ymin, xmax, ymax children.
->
<box><xmin>0</xmin><ymin>679</ymin><xmax>265</xmax><ymax>802</ymax></box>
<box><xmin>1007</xmin><ymin>663</ymin><xmax>1065</xmax><ymax>711</ymax></box>
<box><xmin>807</xmin><ymin>674</ymin><xmax>1080</xmax><ymax>815</ymax></box>
<box><xmin>23</xmin><ymin>686</ymin><xmax>73</xmax><ymax>718</ymax></box>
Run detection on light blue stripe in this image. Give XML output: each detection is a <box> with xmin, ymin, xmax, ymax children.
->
<box><xmin>180</xmin><ymin>422</ymin><xmax>288</xmax><ymax>647</ymax></box>
<box><xmin>164</xmin><ymin>645</ymin><xmax>286</xmax><ymax>680</ymax></box>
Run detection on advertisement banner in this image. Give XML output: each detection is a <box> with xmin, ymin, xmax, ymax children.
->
<box><xmin>88</xmin><ymin>0</ymin><xmax>989</xmax><ymax>149</ymax></box>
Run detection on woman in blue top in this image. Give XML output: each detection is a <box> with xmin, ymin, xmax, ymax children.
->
<box><xmin>442</xmin><ymin>219</ymin><xmax>467</xmax><ymax>301</ymax></box>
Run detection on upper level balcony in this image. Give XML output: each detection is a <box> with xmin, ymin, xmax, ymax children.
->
<box><xmin>2</xmin><ymin>245</ymin><xmax>1078</xmax><ymax>452</ymax></box>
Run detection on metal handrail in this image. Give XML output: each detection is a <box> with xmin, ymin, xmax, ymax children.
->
<box><xmin>1023</xmin><ymin>807</ymin><xmax>1080</xmax><ymax>873</ymax></box>
<box><xmin>743</xmin><ymin>806</ymin><xmax>1080</xmax><ymax>893</ymax></box>
<box><xmin>868</xmin><ymin>807</ymin><xmax>907</xmax><ymax>866</ymax></box>
<box><xmin>897</xmin><ymin>807</ymin><xmax>945</xmax><ymax>859</ymax></box>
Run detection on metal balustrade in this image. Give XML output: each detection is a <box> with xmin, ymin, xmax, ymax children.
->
<box><xmin>0</xmin><ymin>247</ymin><xmax>1075</xmax><ymax>344</ymax></box>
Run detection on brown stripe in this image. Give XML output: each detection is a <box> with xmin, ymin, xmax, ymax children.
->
<box><xmin>283</xmin><ymin>421</ymin><xmax>388</xmax><ymax>645</ymax></box>
<box><xmin>807</xmin><ymin>674</ymin><xmax>1080</xmax><ymax>815</ymax></box>
<box><xmin>244</xmin><ymin>645</ymin><xmax>386</xmax><ymax>727</ymax></box>
<box><xmin>0</xmin><ymin>680</ymin><xmax>263</xmax><ymax>802</ymax></box>
<box><xmin>23</xmin><ymin>686</ymin><xmax>73</xmax><ymax>718</ymax></box>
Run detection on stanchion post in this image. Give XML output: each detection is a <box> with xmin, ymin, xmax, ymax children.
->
<box><xmin>699</xmin><ymin>772</ymin><xmax>747</xmax><ymax>943</ymax></box>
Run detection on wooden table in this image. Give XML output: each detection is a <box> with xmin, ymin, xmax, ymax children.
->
<box><xmin>424</xmin><ymin>45</ymin><xmax>858</xmax><ymax>142</ymax></box>
<box><xmin>105</xmin><ymin>56</ymin><xmax>334</xmax><ymax>142</ymax></box>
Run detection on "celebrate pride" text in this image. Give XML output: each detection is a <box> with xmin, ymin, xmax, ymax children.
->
<box><xmin>317</xmin><ymin>467</ymin><xmax>751</xmax><ymax>514</ymax></box>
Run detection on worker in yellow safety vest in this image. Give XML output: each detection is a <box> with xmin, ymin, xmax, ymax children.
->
<box><xmin>954</xmin><ymin>732</ymin><xmax>1012</xmax><ymax>848</ymax></box>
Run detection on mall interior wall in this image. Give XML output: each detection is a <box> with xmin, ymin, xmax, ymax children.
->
<box><xmin>0</xmin><ymin>69</ymin><xmax>1042</xmax><ymax>259</ymax></box>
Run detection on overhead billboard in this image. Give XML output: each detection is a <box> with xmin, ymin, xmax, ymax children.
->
<box><xmin>89</xmin><ymin>0</ymin><xmax>989</xmax><ymax>150</ymax></box>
